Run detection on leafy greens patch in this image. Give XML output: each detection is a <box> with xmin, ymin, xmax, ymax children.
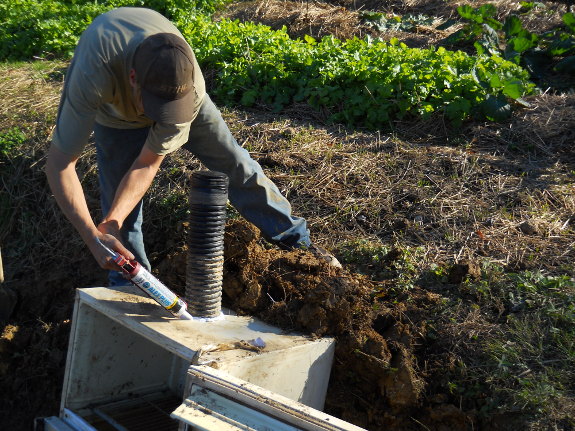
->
<box><xmin>0</xmin><ymin>0</ymin><xmax>536</xmax><ymax>128</ymax></box>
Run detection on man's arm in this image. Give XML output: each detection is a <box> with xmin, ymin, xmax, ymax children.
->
<box><xmin>99</xmin><ymin>145</ymin><xmax>165</xmax><ymax>233</ymax></box>
<box><xmin>45</xmin><ymin>143</ymin><xmax>135</xmax><ymax>269</ymax></box>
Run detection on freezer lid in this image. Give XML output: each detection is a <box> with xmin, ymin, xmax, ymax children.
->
<box><xmin>171</xmin><ymin>365</ymin><xmax>367</xmax><ymax>431</ymax></box>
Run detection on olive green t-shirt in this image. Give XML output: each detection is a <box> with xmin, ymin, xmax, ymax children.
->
<box><xmin>52</xmin><ymin>7</ymin><xmax>206</xmax><ymax>156</ymax></box>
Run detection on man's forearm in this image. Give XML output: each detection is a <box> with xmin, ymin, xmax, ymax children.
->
<box><xmin>46</xmin><ymin>143</ymin><xmax>135</xmax><ymax>269</ymax></box>
<box><xmin>103</xmin><ymin>145</ymin><xmax>164</xmax><ymax>229</ymax></box>
<box><xmin>45</xmin><ymin>150</ymin><xmax>99</xmax><ymax>243</ymax></box>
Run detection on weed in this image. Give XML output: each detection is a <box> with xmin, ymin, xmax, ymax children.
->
<box><xmin>360</xmin><ymin>11</ymin><xmax>435</xmax><ymax>32</ymax></box>
<box><xmin>429</xmin><ymin>263</ymin><xmax>449</xmax><ymax>281</ymax></box>
<box><xmin>459</xmin><ymin>267</ymin><xmax>575</xmax><ymax>415</ymax></box>
<box><xmin>147</xmin><ymin>189</ymin><xmax>189</xmax><ymax>231</ymax></box>
<box><xmin>225</xmin><ymin>204</ymin><xmax>242</xmax><ymax>220</ymax></box>
<box><xmin>0</xmin><ymin>127</ymin><xmax>26</xmax><ymax>156</ymax></box>
<box><xmin>445</xmin><ymin>4</ymin><xmax>575</xmax><ymax>89</ymax></box>
<box><xmin>337</xmin><ymin>238</ymin><xmax>390</xmax><ymax>266</ymax></box>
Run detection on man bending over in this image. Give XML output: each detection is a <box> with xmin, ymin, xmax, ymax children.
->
<box><xmin>46</xmin><ymin>7</ymin><xmax>341</xmax><ymax>286</ymax></box>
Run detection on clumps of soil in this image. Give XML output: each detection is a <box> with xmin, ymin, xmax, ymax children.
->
<box><xmin>216</xmin><ymin>219</ymin><xmax>455</xmax><ymax>429</ymax></box>
<box><xmin>223</xmin><ymin>219</ymin><xmax>372</xmax><ymax>335</ymax></box>
<box><xmin>448</xmin><ymin>260</ymin><xmax>481</xmax><ymax>284</ymax></box>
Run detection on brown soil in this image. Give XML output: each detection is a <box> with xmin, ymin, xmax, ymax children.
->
<box><xmin>222</xmin><ymin>220</ymin><xmax>426</xmax><ymax>427</ymax></box>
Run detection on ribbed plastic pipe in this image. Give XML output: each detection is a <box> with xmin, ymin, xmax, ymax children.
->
<box><xmin>185</xmin><ymin>170</ymin><xmax>229</xmax><ymax>318</ymax></box>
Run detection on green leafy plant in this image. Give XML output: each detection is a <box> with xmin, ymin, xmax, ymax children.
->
<box><xmin>360</xmin><ymin>11</ymin><xmax>434</xmax><ymax>32</ymax></box>
<box><xmin>0</xmin><ymin>0</ymin><xmax>108</xmax><ymax>59</ymax></box>
<box><xmin>0</xmin><ymin>127</ymin><xmax>26</xmax><ymax>156</ymax></box>
<box><xmin>518</xmin><ymin>1</ymin><xmax>545</xmax><ymax>13</ymax></box>
<box><xmin>445</xmin><ymin>4</ymin><xmax>575</xmax><ymax>87</ymax></box>
<box><xmin>180</xmin><ymin>14</ymin><xmax>535</xmax><ymax>127</ymax></box>
<box><xmin>337</xmin><ymin>239</ymin><xmax>390</xmax><ymax>266</ymax></box>
<box><xmin>0</xmin><ymin>0</ymin><xmax>226</xmax><ymax>59</ymax></box>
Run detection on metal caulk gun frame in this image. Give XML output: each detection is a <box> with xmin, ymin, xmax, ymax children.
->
<box><xmin>96</xmin><ymin>237</ymin><xmax>192</xmax><ymax>320</ymax></box>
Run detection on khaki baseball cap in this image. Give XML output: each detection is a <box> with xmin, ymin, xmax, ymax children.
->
<box><xmin>133</xmin><ymin>33</ymin><xmax>197</xmax><ymax>124</ymax></box>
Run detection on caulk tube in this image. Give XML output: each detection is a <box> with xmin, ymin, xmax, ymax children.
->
<box><xmin>96</xmin><ymin>237</ymin><xmax>192</xmax><ymax>320</ymax></box>
<box><xmin>96</xmin><ymin>237</ymin><xmax>193</xmax><ymax>320</ymax></box>
<box><xmin>120</xmin><ymin>260</ymin><xmax>193</xmax><ymax>320</ymax></box>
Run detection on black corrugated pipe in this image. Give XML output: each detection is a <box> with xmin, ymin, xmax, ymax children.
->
<box><xmin>186</xmin><ymin>170</ymin><xmax>229</xmax><ymax>318</ymax></box>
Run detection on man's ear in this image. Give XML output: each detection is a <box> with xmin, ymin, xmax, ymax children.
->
<box><xmin>129</xmin><ymin>69</ymin><xmax>137</xmax><ymax>88</ymax></box>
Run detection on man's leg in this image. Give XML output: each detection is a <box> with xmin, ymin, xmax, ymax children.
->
<box><xmin>94</xmin><ymin>123</ymin><xmax>151</xmax><ymax>285</ymax></box>
<box><xmin>183</xmin><ymin>95</ymin><xmax>310</xmax><ymax>248</ymax></box>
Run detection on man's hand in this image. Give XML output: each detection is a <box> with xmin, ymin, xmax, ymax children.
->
<box><xmin>88</xmin><ymin>232</ymin><xmax>135</xmax><ymax>271</ymax></box>
<box><xmin>93</xmin><ymin>220</ymin><xmax>135</xmax><ymax>271</ymax></box>
<box><xmin>98</xmin><ymin>219</ymin><xmax>122</xmax><ymax>240</ymax></box>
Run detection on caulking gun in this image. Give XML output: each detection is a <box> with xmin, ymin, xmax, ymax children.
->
<box><xmin>96</xmin><ymin>238</ymin><xmax>193</xmax><ymax>320</ymax></box>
